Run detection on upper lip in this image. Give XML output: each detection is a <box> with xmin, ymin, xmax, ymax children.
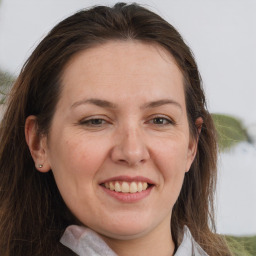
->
<box><xmin>100</xmin><ymin>175</ymin><xmax>155</xmax><ymax>185</ymax></box>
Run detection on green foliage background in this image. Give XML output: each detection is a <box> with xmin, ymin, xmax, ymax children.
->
<box><xmin>0</xmin><ymin>70</ymin><xmax>15</xmax><ymax>104</ymax></box>
<box><xmin>212</xmin><ymin>113</ymin><xmax>250</xmax><ymax>151</ymax></box>
<box><xmin>226</xmin><ymin>235</ymin><xmax>256</xmax><ymax>256</ymax></box>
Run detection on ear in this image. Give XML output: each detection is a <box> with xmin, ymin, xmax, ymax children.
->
<box><xmin>25</xmin><ymin>115</ymin><xmax>51</xmax><ymax>172</ymax></box>
<box><xmin>185</xmin><ymin>117</ymin><xmax>203</xmax><ymax>172</ymax></box>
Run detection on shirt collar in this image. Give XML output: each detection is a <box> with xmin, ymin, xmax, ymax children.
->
<box><xmin>60</xmin><ymin>225</ymin><xmax>208</xmax><ymax>256</ymax></box>
<box><xmin>174</xmin><ymin>226</ymin><xmax>209</xmax><ymax>256</ymax></box>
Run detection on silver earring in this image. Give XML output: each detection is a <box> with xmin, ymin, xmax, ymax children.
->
<box><xmin>39</xmin><ymin>164</ymin><xmax>43</xmax><ymax>168</ymax></box>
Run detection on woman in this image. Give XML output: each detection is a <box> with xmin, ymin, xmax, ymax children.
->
<box><xmin>0</xmin><ymin>3</ymin><xmax>232</xmax><ymax>256</ymax></box>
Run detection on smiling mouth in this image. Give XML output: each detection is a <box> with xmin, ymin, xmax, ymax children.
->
<box><xmin>101</xmin><ymin>181</ymin><xmax>152</xmax><ymax>193</ymax></box>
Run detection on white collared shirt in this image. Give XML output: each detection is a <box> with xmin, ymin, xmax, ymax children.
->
<box><xmin>60</xmin><ymin>225</ymin><xmax>209</xmax><ymax>256</ymax></box>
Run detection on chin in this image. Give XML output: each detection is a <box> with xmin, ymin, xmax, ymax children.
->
<box><xmin>102</xmin><ymin>228</ymin><xmax>150</xmax><ymax>241</ymax></box>
<box><xmin>94</xmin><ymin>218</ymin><xmax>154</xmax><ymax>240</ymax></box>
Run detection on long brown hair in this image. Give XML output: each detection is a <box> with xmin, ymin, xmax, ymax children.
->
<box><xmin>0</xmin><ymin>3</ymin><xmax>231</xmax><ymax>255</ymax></box>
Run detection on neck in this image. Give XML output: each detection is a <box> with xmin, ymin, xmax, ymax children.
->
<box><xmin>101</xmin><ymin>221</ymin><xmax>175</xmax><ymax>256</ymax></box>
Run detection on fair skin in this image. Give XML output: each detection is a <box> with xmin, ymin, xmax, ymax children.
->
<box><xmin>25</xmin><ymin>41</ymin><xmax>200</xmax><ymax>256</ymax></box>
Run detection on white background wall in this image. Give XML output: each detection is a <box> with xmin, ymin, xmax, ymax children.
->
<box><xmin>0</xmin><ymin>0</ymin><xmax>255</xmax><ymax>235</ymax></box>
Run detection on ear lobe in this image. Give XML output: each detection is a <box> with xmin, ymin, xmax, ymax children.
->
<box><xmin>25</xmin><ymin>115</ymin><xmax>51</xmax><ymax>172</ymax></box>
<box><xmin>185</xmin><ymin>117</ymin><xmax>203</xmax><ymax>172</ymax></box>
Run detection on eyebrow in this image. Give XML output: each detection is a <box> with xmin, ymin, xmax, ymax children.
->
<box><xmin>71</xmin><ymin>98</ymin><xmax>182</xmax><ymax>110</ymax></box>
<box><xmin>71</xmin><ymin>98</ymin><xmax>117</xmax><ymax>109</ymax></box>
<box><xmin>141</xmin><ymin>99</ymin><xmax>182</xmax><ymax>110</ymax></box>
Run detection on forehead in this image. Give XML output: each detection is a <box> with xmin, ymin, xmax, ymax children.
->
<box><xmin>59</xmin><ymin>40</ymin><xmax>185</xmax><ymax>106</ymax></box>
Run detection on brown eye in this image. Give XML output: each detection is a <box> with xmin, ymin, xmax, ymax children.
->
<box><xmin>151</xmin><ymin>117</ymin><xmax>172</xmax><ymax>125</ymax></box>
<box><xmin>90</xmin><ymin>119</ymin><xmax>104</xmax><ymax>125</ymax></box>
<box><xmin>81</xmin><ymin>118</ymin><xmax>106</xmax><ymax>126</ymax></box>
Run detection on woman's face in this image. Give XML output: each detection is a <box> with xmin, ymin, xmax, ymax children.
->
<box><xmin>42</xmin><ymin>41</ymin><xmax>197</xmax><ymax>240</ymax></box>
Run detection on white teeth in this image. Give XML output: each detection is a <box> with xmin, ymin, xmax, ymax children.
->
<box><xmin>142</xmin><ymin>182</ymin><xmax>148</xmax><ymax>190</ymax></box>
<box><xmin>115</xmin><ymin>182</ymin><xmax>121</xmax><ymax>192</ymax></box>
<box><xmin>130</xmin><ymin>182</ymin><xmax>137</xmax><ymax>193</ymax></box>
<box><xmin>104</xmin><ymin>181</ymin><xmax>149</xmax><ymax>193</ymax></box>
<box><xmin>121</xmin><ymin>182</ymin><xmax>130</xmax><ymax>193</ymax></box>
<box><xmin>109</xmin><ymin>182</ymin><xmax>115</xmax><ymax>191</ymax></box>
<box><xmin>138</xmin><ymin>182</ymin><xmax>143</xmax><ymax>192</ymax></box>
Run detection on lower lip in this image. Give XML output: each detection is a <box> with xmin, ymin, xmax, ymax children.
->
<box><xmin>100</xmin><ymin>185</ymin><xmax>153</xmax><ymax>203</ymax></box>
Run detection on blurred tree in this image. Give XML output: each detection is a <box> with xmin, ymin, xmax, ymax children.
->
<box><xmin>0</xmin><ymin>69</ymin><xmax>15</xmax><ymax>104</ymax></box>
<box><xmin>225</xmin><ymin>235</ymin><xmax>256</xmax><ymax>256</ymax></box>
<box><xmin>212</xmin><ymin>113</ymin><xmax>250</xmax><ymax>151</ymax></box>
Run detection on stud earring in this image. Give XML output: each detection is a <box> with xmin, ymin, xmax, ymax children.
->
<box><xmin>39</xmin><ymin>164</ymin><xmax>43</xmax><ymax>168</ymax></box>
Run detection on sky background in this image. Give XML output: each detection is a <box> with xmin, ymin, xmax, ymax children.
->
<box><xmin>0</xmin><ymin>0</ymin><xmax>255</xmax><ymax>235</ymax></box>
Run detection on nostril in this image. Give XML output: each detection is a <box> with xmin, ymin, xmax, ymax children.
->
<box><xmin>117</xmin><ymin>159</ymin><xmax>129</xmax><ymax>165</ymax></box>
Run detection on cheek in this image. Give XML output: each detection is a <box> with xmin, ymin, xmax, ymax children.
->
<box><xmin>47</xmin><ymin>135</ymin><xmax>109</xmax><ymax>219</ymax></box>
<box><xmin>152</xmin><ymin>136</ymin><xmax>189</xmax><ymax>197</ymax></box>
<box><xmin>152</xmin><ymin>135</ymin><xmax>189</xmax><ymax>173</ymax></box>
<box><xmin>49</xmin><ymin>131</ymin><xmax>105</xmax><ymax>173</ymax></box>
<box><xmin>47</xmin><ymin>133</ymin><xmax>108</xmax><ymax>199</ymax></box>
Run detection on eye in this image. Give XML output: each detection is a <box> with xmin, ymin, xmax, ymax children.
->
<box><xmin>80</xmin><ymin>118</ymin><xmax>107</xmax><ymax>127</ymax></box>
<box><xmin>147</xmin><ymin>116</ymin><xmax>175</xmax><ymax>126</ymax></box>
<box><xmin>152</xmin><ymin>117</ymin><xmax>171</xmax><ymax>125</ymax></box>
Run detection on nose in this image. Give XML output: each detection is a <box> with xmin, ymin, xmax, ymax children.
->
<box><xmin>110</xmin><ymin>126</ymin><xmax>150</xmax><ymax>166</ymax></box>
